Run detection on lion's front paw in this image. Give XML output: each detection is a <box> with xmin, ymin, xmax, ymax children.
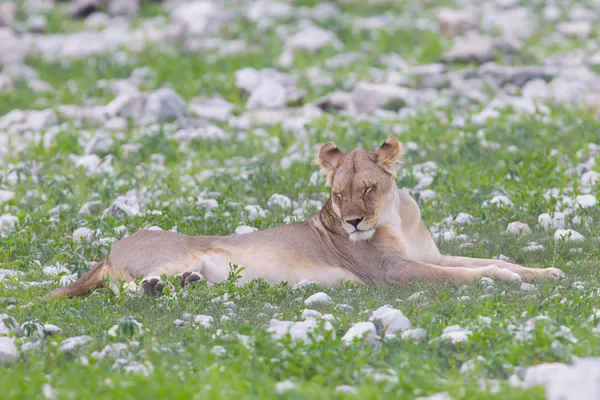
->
<box><xmin>140</xmin><ymin>276</ymin><xmax>173</xmax><ymax>296</ymax></box>
<box><xmin>475</xmin><ymin>265</ymin><xmax>522</xmax><ymax>282</ymax></box>
<box><xmin>544</xmin><ymin>267</ymin><xmax>565</xmax><ymax>280</ymax></box>
<box><xmin>177</xmin><ymin>271</ymin><xmax>204</xmax><ymax>288</ymax></box>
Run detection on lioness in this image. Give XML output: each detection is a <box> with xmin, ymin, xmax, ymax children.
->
<box><xmin>44</xmin><ymin>136</ymin><xmax>563</xmax><ymax>299</ymax></box>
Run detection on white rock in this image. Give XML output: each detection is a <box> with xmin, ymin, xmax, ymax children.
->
<box><xmin>510</xmin><ymin>358</ymin><xmax>600</xmax><ymax>400</ymax></box>
<box><xmin>267</xmin><ymin>194</ymin><xmax>292</xmax><ymax>208</ymax></box>
<box><xmin>437</xmin><ymin>8</ymin><xmax>475</xmax><ymax>37</ymax></box>
<box><xmin>43</xmin><ymin>324</ymin><xmax>62</xmax><ymax>335</ymax></box>
<box><xmin>520</xmin><ymin>283</ymin><xmax>537</xmax><ymax>292</ymax></box>
<box><xmin>558</xmin><ymin>21</ymin><xmax>592</xmax><ymax>39</ymax></box>
<box><xmin>275</xmin><ymin>380</ymin><xmax>297</xmax><ymax>394</ymax></box>
<box><xmin>576</xmin><ymin>194</ymin><xmax>597</xmax><ymax>209</ymax></box>
<box><xmin>188</xmin><ymin>96</ymin><xmax>233</xmax><ymax>121</ymax></box>
<box><xmin>171</xmin><ymin>1</ymin><xmax>230</xmax><ymax>36</ymax></box>
<box><xmin>460</xmin><ymin>356</ymin><xmax>486</xmax><ymax>373</ymax></box>
<box><xmin>0</xmin><ymin>337</ymin><xmax>19</xmax><ymax>365</ymax></box>
<box><xmin>489</xmin><ymin>195</ymin><xmax>513</xmax><ymax>207</ymax></box>
<box><xmin>400</xmin><ymin>328</ymin><xmax>428</xmax><ymax>341</ymax></box>
<box><xmin>370</xmin><ymin>305</ymin><xmax>411</xmax><ymax>334</ymax></box>
<box><xmin>268</xmin><ymin>318</ymin><xmax>334</xmax><ymax>344</ymax></box>
<box><xmin>211</xmin><ymin>345</ymin><xmax>226</xmax><ymax>356</ymax></box>
<box><xmin>59</xmin><ymin>335</ymin><xmax>92</xmax><ymax>352</ymax></box>
<box><xmin>538</xmin><ymin>212</ymin><xmax>566</xmax><ymax>230</ymax></box>
<box><xmin>0</xmin><ymin>214</ymin><xmax>18</xmax><ymax>231</ymax></box>
<box><xmin>415</xmin><ymin>394</ymin><xmax>452</xmax><ymax>400</ymax></box>
<box><xmin>43</xmin><ymin>264</ymin><xmax>71</xmax><ymax>276</ymax></box>
<box><xmin>342</xmin><ymin>322</ymin><xmax>379</xmax><ymax>346</ymax></box>
<box><xmin>472</xmin><ymin>108</ymin><xmax>500</xmax><ymax>125</ymax></box>
<box><xmin>407</xmin><ymin>291</ymin><xmax>424</xmax><ymax>302</ymax></box>
<box><xmin>102</xmin><ymin>199</ymin><xmax>140</xmax><ymax>219</ymax></box>
<box><xmin>454</xmin><ymin>212</ymin><xmax>474</xmax><ymax>224</ymax></box>
<box><xmin>287</xmin><ymin>25</ymin><xmax>339</xmax><ymax>52</ymax></box>
<box><xmin>234</xmin><ymin>225</ymin><xmax>258</xmax><ymax>235</ymax></box>
<box><xmin>441</xmin><ymin>325</ymin><xmax>471</xmax><ymax>344</ymax></box>
<box><xmin>292</xmin><ymin>280</ymin><xmax>315</xmax><ymax>290</ymax></box>
<box><xmin>334</xmin><ymin>385</ymin><xmax>358</xmax><ymax>395</ymax></box>
<box><xmin>193</xmin><ymin>315</ymin><xmax>213</xmax><ymax>328</ymax></box>
<box><xmin>301</xmin><ymin>309</ymin><xmax>322</xmax><ymax>320</ymax></box>
<box><xmin>107</xmin><ymin>0</ymin><xmax>139</xmax><ymax>17</ymax></box>
<box><xmin>554</xmin><ymin>229</ymin><xmax>585</xmax><ymax>242</ymax></box>
<box><xmin>0</xmin><ymin>269</ymin><xmax>23</xmax><ymax>282</ymax></box>
<box><xmin>581</xmin><ymin>171</ymin><xmax>599</xmax><ymax>187</ymax></box>
<box><xmin>74</xmin><ymin>154</ymin><xmax>101</xmax><ymax>175</ymax></box>
<box><xmin>0</xmin><ymin>190</ymin><xmax>15</xmax><ymax>202</ymax></box>
<box><xmin>73</xmin><ymin>227</ymin><xmax>93</xmax><ymax>244</ymax></box>
<box><xmin>506</xmin><ymin>221</ymin><xmax>531</xmax><ymax>234</ymax></box>
<box><xmin>105</xmin><ymin>88</ymin><xmax>186</xmax><ymax>125</ymax></box>
<box><xmin>246</xmin><ymin>79</ymin><xmax>287</xmax><ymax>109</ymax></box>
<box><xmin>84</xmin><ymin>134</ymin><xmax>113</xmax><ymax>154</ymax></box>
<box><xmin>91</xmin><ymin>343</ymin><xmax>128</xmax><ymax>361</ymax></box>
<box><xmin>27</xmin><ymin>15</ymin><xmax>47</xmax><ymax>33</ymax></box>
<box><xmin>304</xmin><ymin>292</ymin><xmax>333</xmax><ymax>307</ymax></box>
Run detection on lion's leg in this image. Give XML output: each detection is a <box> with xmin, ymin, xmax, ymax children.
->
<box><xmin>437</xmin><ymin>255</ymin><xmax>564</xmax><ymax>281</ymax></box>
<box><xmin>383</xmin><ymin>258</ymin><xmax>521</xmax><ymax>285</ymax></box>
<box><xmin>140</xmin><ymin>259</ymin><xmax>206</xmax><ymax>296</ymax></box>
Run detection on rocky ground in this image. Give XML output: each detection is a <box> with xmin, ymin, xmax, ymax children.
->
<box><xmin>1</xmin><ymin>0</ymin><xmax>600</xmax><ymax>399</ymax></box>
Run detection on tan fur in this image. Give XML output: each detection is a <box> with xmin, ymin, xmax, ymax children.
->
<box><xmin>43</xmin><ymin>136</ymin><xmax>563</xmax><ymax>300</ymax></box>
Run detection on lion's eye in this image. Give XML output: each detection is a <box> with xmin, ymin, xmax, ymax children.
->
<box><xmin>364</xmin><ymin>186</ymin><xmax>372</xmax><ymax>195</ymax></box>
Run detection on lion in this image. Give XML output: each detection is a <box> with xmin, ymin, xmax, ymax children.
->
<box><xmin>43</xmin><ymin>136</ymin><xmax>563</xmax><ymax>299</ymax></box>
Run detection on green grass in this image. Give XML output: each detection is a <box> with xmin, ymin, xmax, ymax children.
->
<box><xmin>1</xmin><ymin>0</ymin><xmax>600</xmax><ymax>399</ymax></box>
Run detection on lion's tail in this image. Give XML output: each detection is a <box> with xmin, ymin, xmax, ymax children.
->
<box><xmin>41</xmin><ymin>258</ymin><xmax>110</xmax><ymax>300</ymax></box>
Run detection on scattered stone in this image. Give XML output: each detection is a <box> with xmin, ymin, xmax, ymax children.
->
<box><xmin>193</xmin><ymin>315</ymin><xmax>213</xmax><ymax>328</ymax></box>
<box><xmin>60</xmin><ymin>335</ymin><xmax>92</xmax><ymax>352</ymax></box>
<box><xmin>437</xmin><ymin>9</ymin><xmax>475</xmax><ymax>37</ymax></box>
<box><xmin>415</xmin><ymin>393</ymin><xmax>452</xmax><ymax>400</ymax></box>
<box><xmin>73</xmin><ymin>227</ymin><xmax>94</xmax><ymax>244</ymax></box>
<box><xmin>267</xmin><ymin>194</ymin><xmax>292</xmax><ymax>208</ymax></box>
<box><xmin>0</xmin><ymin>2</ymin><xmax>16</xmax><ymax>27</ymax></box>
<box><xmin>440</xmin><ymin>325</ymin><xmax>471</xmax><ymax>344</ymax></box>
<box><xmin>107</xmin><ymin>0</ymin><xmax>139</xmax><ymax>18</ymax></box>
<box><xmin>510</xmin><ymin>358</ymin><xmax>600</xmax><ymax>400</ymax></box>
<box><xmin>334</xmin><ymin>385</ymin><xmax>358</xmax><ymax>395</ymax></box>
<box><xmin>370</xmin><ymin>305</ymin><xmax>412</xmax><ymax>335</ymax></box>
<box><xmin>188</xmin><ymin>96</ymin><xmax>234</xmax><ymax>121</ymax></box>
<box><xmin>286</xmin><ymin>25</ymin><xmax>340</xmax><ymax>52</ymax></box>
<box><xmin>304</xmin><ymin>292</ymin><xmax>333</xmax><ymax>307</ymax></box>
<box><xmin>102</xmin><ymin>199</ymin><xmax>140</xmax><ymax>219</ymax></box>
<box><xmin>576</xmin><ymin>194</ymin><xmax>597</xmax><ymax>209</ymax></box>
<box><xmin>520</xmin><ymin>283</ymin><xmax>537</xmax><ymax>292</ymax></box>
<box><xmin>557</xmin><ymin>21</ymin><xmax>592</xmax><ymax>39</ymax></box>
<box><xmin>506</xmin><ymin>222</ymin><xmax>531</xmax><ymax>234</ymax></box>
<box><xmin>27</xmin><ymin>15</ymin><xmax>47</xmax><ymax>34</ymax></box>
<box><xmin>554</xmin><ymin>229</ymin><xmax>585</xmax><ymax>242</ymax></box>
<box><xmin>105</xmin><ymin>88</ymin><xmax>186</xmax><ymax>125</ymax></box>
<box><xmin>43</xmin><ymin>324</ymin><xmax>62</xmax><ymax>336</ymax></box>
<box><xmin>211</xmin><ymin>345</ymin><xmax>226</xmax><ymax>356</ymax></box>
<box><xmin>441</xmin><ymin>34</ymin><xmax>511</xmax><ymax>64</ymax></box>
<box><xmin>0</xmin><ymin>337</ymin><xmax>19</xmax><ymax>365</ymax></box>
<box><xmin>275</xmin><ymin>380</ymin><xmax>297</xmax><ymax>394</ymax></box>
<box><xmin>268</xmin><ymin>318</ymin><xmax>334</xmax><ymax>344</ymax></box>
<box><xmin>342</xmin><ymin>322</ymin><xmax>379</xmax><ymax>346</ymax></box>
<box><xmin>234</xmin><ymin>225</ymin><xmax>258</xmax><ymax>235</ymax></box>
<box><xmin>401</xmin><ymin>328</ymin><xmax>428</xmax><ymax>341</ymax></box>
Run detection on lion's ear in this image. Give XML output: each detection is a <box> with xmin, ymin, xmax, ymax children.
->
<box><xmin>376</xmin><ymin>135</ymin><xmax>404</xmax><ymax>174</ymax></box>
<box><xmin>317</xmin><ymin>141</ymin><xmax>343</xmax><ymax>185</ymax></box>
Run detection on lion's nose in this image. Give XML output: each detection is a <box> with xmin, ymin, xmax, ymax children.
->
<box><xmin>346</xmin><ymin>217</ymin><xmax>364</xmax><ymax>228</ymax></box>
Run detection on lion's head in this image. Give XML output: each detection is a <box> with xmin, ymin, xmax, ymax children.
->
<box><xmin>317</xmin><ymin>135</ymin><xmax>404</xmax><ymax>242</ymax></box>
